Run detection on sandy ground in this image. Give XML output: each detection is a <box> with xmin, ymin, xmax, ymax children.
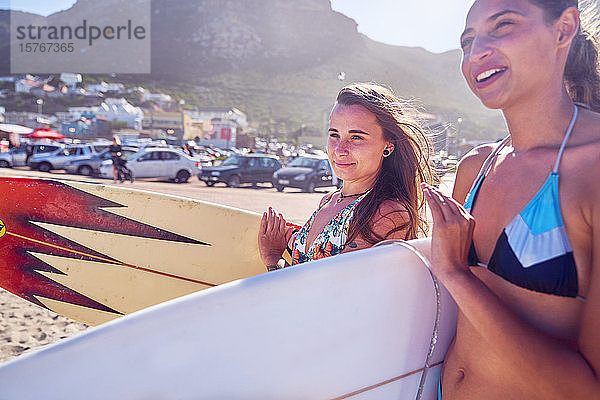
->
<box><xmin>0</xmin><ymin>289</ymin><xmax>88</xmax><ymax>364</ymax></box>
<box><xmin>0</xmin><ymin>167</ymin><xmax>454</xmax><ymax>365</ymax></box>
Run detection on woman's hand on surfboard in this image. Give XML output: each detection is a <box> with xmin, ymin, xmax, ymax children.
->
<box><xmin>422</xmin><ymin>183</ymin><xmax>475</xmax><ymax>280</ymax></box>
<box><xmin>258</xmin><ymin>207</ymin><xmax>295</xmax><ymax>267</ymax></box>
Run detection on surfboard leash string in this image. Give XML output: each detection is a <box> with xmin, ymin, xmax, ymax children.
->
<box><xmin>329</xmin><ymin>240</ymin><xmax>443</xmax><ymax>400</ymax></box>
<box><xmin>376</xmin><ymin>240</ymin><xmax>443</xmax><ymax>400</ymax></box>
<box><xmin>399</xmin><ymin>241</ymin><xmax>442</xmax><ymax>400</ymax></box>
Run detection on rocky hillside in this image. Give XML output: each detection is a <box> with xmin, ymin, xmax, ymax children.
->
<box><xmin>0</xmin><ymin>0</ymin><xmax>506</xmax><ymax>141</ymax></box>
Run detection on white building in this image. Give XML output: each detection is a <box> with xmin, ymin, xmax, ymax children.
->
<box><xmin>60</xmin><ymin>73</ymin><xmax>82</xmax><ymax>89</ymax></box>
<box><xmin>56</xmin><ymin>107</ymin><xmax>97</xmax><ymax>124</ymax></box>
<box><xmin>190</xmin><ymin>107</ymin><xmax>248</xmax><ymax>130</ymax></box>
<box><xmin>87</xmin><ymin>81</ymin><xmax>125</xmax><ymax>94</ymax></box>
<box><xmin>141</xmin><ymin>92</ymin><xmax>172</xmax><ymax>103</ymax></box>
<box><xmin>96</xmin><ymin>98</ymin><xmax>144</xmax><ymax>130</ymax></box>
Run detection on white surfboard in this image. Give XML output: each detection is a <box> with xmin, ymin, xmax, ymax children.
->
<box><xmin>0</xmin><ymin>239</ymin><xmax>457</xmax><ymax>400</ymax></box>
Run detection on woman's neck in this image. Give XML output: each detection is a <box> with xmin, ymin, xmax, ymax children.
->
<box><xmin>341</xmin><ymin>176</ymin><xmax>376</xmax><ymax>196</ymax></box>
<box><xmin>503</xmin><ymin>89</ymin><xmax>575</xmax><ymax>152</ymax></box>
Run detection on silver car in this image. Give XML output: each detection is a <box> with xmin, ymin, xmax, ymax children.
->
<box><xmin>29</xmin><ymin>143</ymin><xmax>109</xmax><ymax>172</ymax></box>
<box><xmin>99</xmin><ymin>148</ymin><xmax>201</xmax><ymax>183</ymax></box>
<box><xmin>0</xmin><ymin>142</ymin><xmax>63</xmax><ymax>168</ymax></box>
<box><xmin>65</xmin><ymin>147</ymin><xmax>138</xmax><ymax>176</ymax></box>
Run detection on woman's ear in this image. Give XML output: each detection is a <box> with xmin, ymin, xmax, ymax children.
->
<box><xmin>556</xmin><ymin>7</ymin><xmax>580</xmax><ymax>49</ymax></box>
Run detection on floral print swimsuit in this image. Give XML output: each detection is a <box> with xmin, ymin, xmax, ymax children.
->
<box><xmin>291</xmin><ymin>191</ymin><xmax>370</xmax><ymax>265</ymax></box>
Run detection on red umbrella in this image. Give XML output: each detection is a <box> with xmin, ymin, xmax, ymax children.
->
<box><xmin>26</xmin><ymin>127</ymin><xmax>65</xmax><ymax>140</ymax></box>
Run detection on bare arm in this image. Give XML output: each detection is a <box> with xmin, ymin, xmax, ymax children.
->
<box><xmin>342</xmin><ymin>200</ymin><xmax>410</xmax><ymax>253</ymax></box>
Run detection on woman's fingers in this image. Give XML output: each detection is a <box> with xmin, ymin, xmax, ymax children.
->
<box><xmin>266</xmin><ymin>207</ymin><xmax>276</xmax><ymax>232</ymax></box>
<box><xmin>284</xmin><ymin>226</ymin><xmax>295</xmax><ymax>244</ymax></box>
<box><xmin>277</xmin><ymin>213</ymin><xmax>286</xmax><ymax>233</ymax></box>
<box><xmin>423</xmin><ymin>185</ymin><xmax>446</xmax><ymax>223</ymax></box>
<box><xmin>424</xmin><ymin>184</ymin><xmax>467</xmax><ymax>221</ymax></box>
<box><xmin>260</xmin><ymin>211</ymin><xmax>268</xmax><ymax>235</ymax></box>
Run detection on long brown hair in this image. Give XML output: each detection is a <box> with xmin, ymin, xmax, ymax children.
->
<box><xmin>528</xmin><ymin>0</ymin><xmax>600</xmax><ymax>111</ymax></box>
<box><xmin>334</xmin><ymin>83</ymin><xmax>434</xmax><ymax>243</ymax></box>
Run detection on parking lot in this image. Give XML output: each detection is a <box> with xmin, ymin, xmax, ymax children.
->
<box><xmin>0</xmin><ymin>167</ymin><xmax>331</xmax><ymax>225</ymax></box>
<box><xmin>0</xmin><ymin>166</ymin><xmax>455</xmax><ymax>226</ymax></box>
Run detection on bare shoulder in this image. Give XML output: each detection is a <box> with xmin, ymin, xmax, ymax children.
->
<box><xmin>453</xmin><ymin>143</ymin><xmax>497</xmax><ymax>203</ymax></box>
<box><xmin>371</xmin><ymin>200</ymin><xmax>410</xmax><ymax>239</ymax></box>
<box><xmin>374</xmin><ymin>199</ymin><xmax>409</xmax><ymax>218</ymax></box>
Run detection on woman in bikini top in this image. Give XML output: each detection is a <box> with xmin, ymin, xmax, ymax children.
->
<box><xmin>257</xmin><ymin>83</ymin><xmax>434</xmax><ymax>270</ymax></box>
<box><xmin>425</xmin><ymin>0</ymin><xmax>600</xmax><ymax>399</ymax></box>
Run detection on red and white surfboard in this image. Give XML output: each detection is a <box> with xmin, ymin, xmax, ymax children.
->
<box><xmin>0</xmin><ymin>177</ymin><xmax>274</xmax><ymax>325</ymax></box>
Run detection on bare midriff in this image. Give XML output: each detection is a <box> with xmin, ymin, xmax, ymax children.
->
<box><xmin>441</xmin><ymin>267</ymin><xmax>584</xmax><ymax>399</ymax></box>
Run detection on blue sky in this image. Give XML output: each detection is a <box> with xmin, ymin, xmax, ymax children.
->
<box><xmin>5</xmin><ymin>0</ymin><xmax>473</xmax><ymax>53</ymax></box>
<box><xmin>4</xmin><ymin>0</ymin><xmax>76</xmax><ymax>16</ymax></box>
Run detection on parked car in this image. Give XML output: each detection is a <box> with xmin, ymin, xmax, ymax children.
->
<box><xmin>64</xmin><ymin>147</ymin><xmax>139</xmax><ymax>176</ymax></box>
<box><xmin>272</xmin><ymin>156</ymin><xmax>339</xmax><ymax>192</ymax></box>
<box><xmin>29</xmin><ymin>143</ymin><xmax>109</xmax><ymax>172</ymax></box>
<box><xmin>198</xmin><ymin>154</ymin><xmax>282</xmax><ymax>187</ymax></box>
<box><xmin>0</xmin><ymin>142</ymin><xmax>63</xmax><ymax>168</ymax></box>
<box><xmin>99</xmin><ymin>148</ymin><xmax>200</xmax><ymax>183</ymax></box>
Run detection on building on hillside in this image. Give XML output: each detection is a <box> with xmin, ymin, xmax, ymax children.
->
<box><xmin>96</xmin><ymin>98</ymin><xmax>144</xmax><ymax>130</ymax></box>
<box><xmin>184</xmin><ymin>107</ymin><xmax>248</xmax><ymax>148</ymax></box>
<box><xmin>87</xmin><ymin>81</ymin><xmax>125</xmax><ymax>94</ymax></box>
<box><xmin>191</xmin><ymin>107</ymin><xmax>248</xmax><ymax>130</ymax></box>
<box><xmin>60</xmin><ymin>73</ymin><xmax>82</xmax><ymax>89</ymax></box>
<box><xmin>62</xmin><ymin>118</ymin><xmax>94</xmax><ymax>137</ymax></box>
<box><xmin>141</xmin><ymin>110</ymin><xmax>183</xmax><ymax>138</ymax></box>
<box><xmin>197</xmin><ymin>118</ymin><xmax>238</xmax><ymax>149</ymax></box>
<box><xmin>141</xmin><ymin>92</ymin><xmax>172</xmax><ymax>104</ymax></box>
<box><xmin>15</xmin><ymin>79</ymin><xmax>39</xmax><ymax>93</ymax></box>
<box><xmin>4</xmin><ymin>112</ymin><xmax>55</xmax><ymax>129</ymax></box>
<box><xmin>30</xmin><ymin>83</ymin><xmax>62</xmax><ymax>98</ymax></box>
<box><xmin>56</xmin><ymin>107</ymin><xmax>97</xmax><ymax>125</ymax></box>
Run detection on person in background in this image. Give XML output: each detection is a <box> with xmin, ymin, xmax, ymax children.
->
<box><xmin>25</xmin><ymin>143</ymin><xmax>33</xmax><ymax>165</ymax></box>
<box><xmin>108</xmin><ymin>136</ymin><xmax>122</xmax><ymax>182</ymax></box>
<box><xmin>424</xmin><ymin>0</ymin><xmax>600</xmax><ymax>398</ymax></box>
<box><xmin>258</xmin><ymin>83</ymin><xmax>434</xmax><ymax>271</ymax></box>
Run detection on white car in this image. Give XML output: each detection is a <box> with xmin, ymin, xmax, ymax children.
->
<box><xmin>99</xmin><ymin>148</ymin><xmax>201</xmax><ymax>183</ymax></box>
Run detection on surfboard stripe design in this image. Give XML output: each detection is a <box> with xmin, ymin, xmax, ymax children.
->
<box><xmin>0</xmin><ymin>177</ymin><xmax>267</xmax><ymax>325</ymax></box>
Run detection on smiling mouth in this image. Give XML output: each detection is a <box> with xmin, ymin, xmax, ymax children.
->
<box><xmin>476</xmin><ymin>68</ymin><xmax>507</xmax><ymax>83</ymax></box>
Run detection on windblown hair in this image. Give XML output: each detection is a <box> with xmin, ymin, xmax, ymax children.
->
<box><xmin>528</xmin><ymin>0</ymin><xmax>600</xmax><ymax>111</ymax></box>
<box><xmin>334</xmin><ymin>83</ymin><xmax>434</xmax><ymax>243</ymax></box>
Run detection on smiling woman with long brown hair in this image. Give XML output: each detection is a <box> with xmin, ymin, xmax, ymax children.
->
<box><xmin>424</xmin><ymin>0</ymin><xmax>600</xmax><ymax>398</ymax></box>
<box><xmin>258</xmin><ymin>83</ymin><xmax>433</xmax><ymax>270</ymax></box>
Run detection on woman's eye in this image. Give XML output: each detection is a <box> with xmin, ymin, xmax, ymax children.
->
<box><xmin>328</xmin><ymin>133</ymin><xmax>339</xmax><ymax>138</ymax></box>
<box><xmin>460</xmin><ymin>37</ymin><xmax>473</xmax><ymax>50</ymax></box>
<box><xmin>494</xmin><ymin>20</ymin><xmax>514</xmax><ymax>32</ymax></box>
<box><xmin>351</xmin><ymin>135</ymin><xmax>364</xmax><ymax>140</ymax></box>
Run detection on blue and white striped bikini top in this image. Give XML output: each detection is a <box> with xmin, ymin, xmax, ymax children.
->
<box><xmin>464</xmin><ymin>106</ymin><xmax>581</xmax><ymax>299</ymax></box>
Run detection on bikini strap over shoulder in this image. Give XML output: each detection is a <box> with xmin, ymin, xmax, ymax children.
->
<box><xmin>553</xmin><ymin>105</ymin><xmax>578</xmax><ymax>173</ymax></box>
<box><xmin>465</xmin><ymin>136</ymin><xmax>512</xmax><ymax>196</ymax></box>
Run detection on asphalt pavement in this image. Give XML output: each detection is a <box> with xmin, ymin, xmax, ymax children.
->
<box><xmin>0</xmin><ymin>166</ymin><xmax>455</xmax><ymax>226</ymax></box>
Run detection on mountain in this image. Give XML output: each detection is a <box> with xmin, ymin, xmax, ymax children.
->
<box><xmin>0</xmin><ymin>0</ymin><xmax>507</xmax><ymax>142</ymax></box>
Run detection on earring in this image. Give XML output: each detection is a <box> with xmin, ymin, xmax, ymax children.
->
<box><xmin>383</xmin><ymin>149</ymin><xmax>390</xmax><ymax>157</ymax></box>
